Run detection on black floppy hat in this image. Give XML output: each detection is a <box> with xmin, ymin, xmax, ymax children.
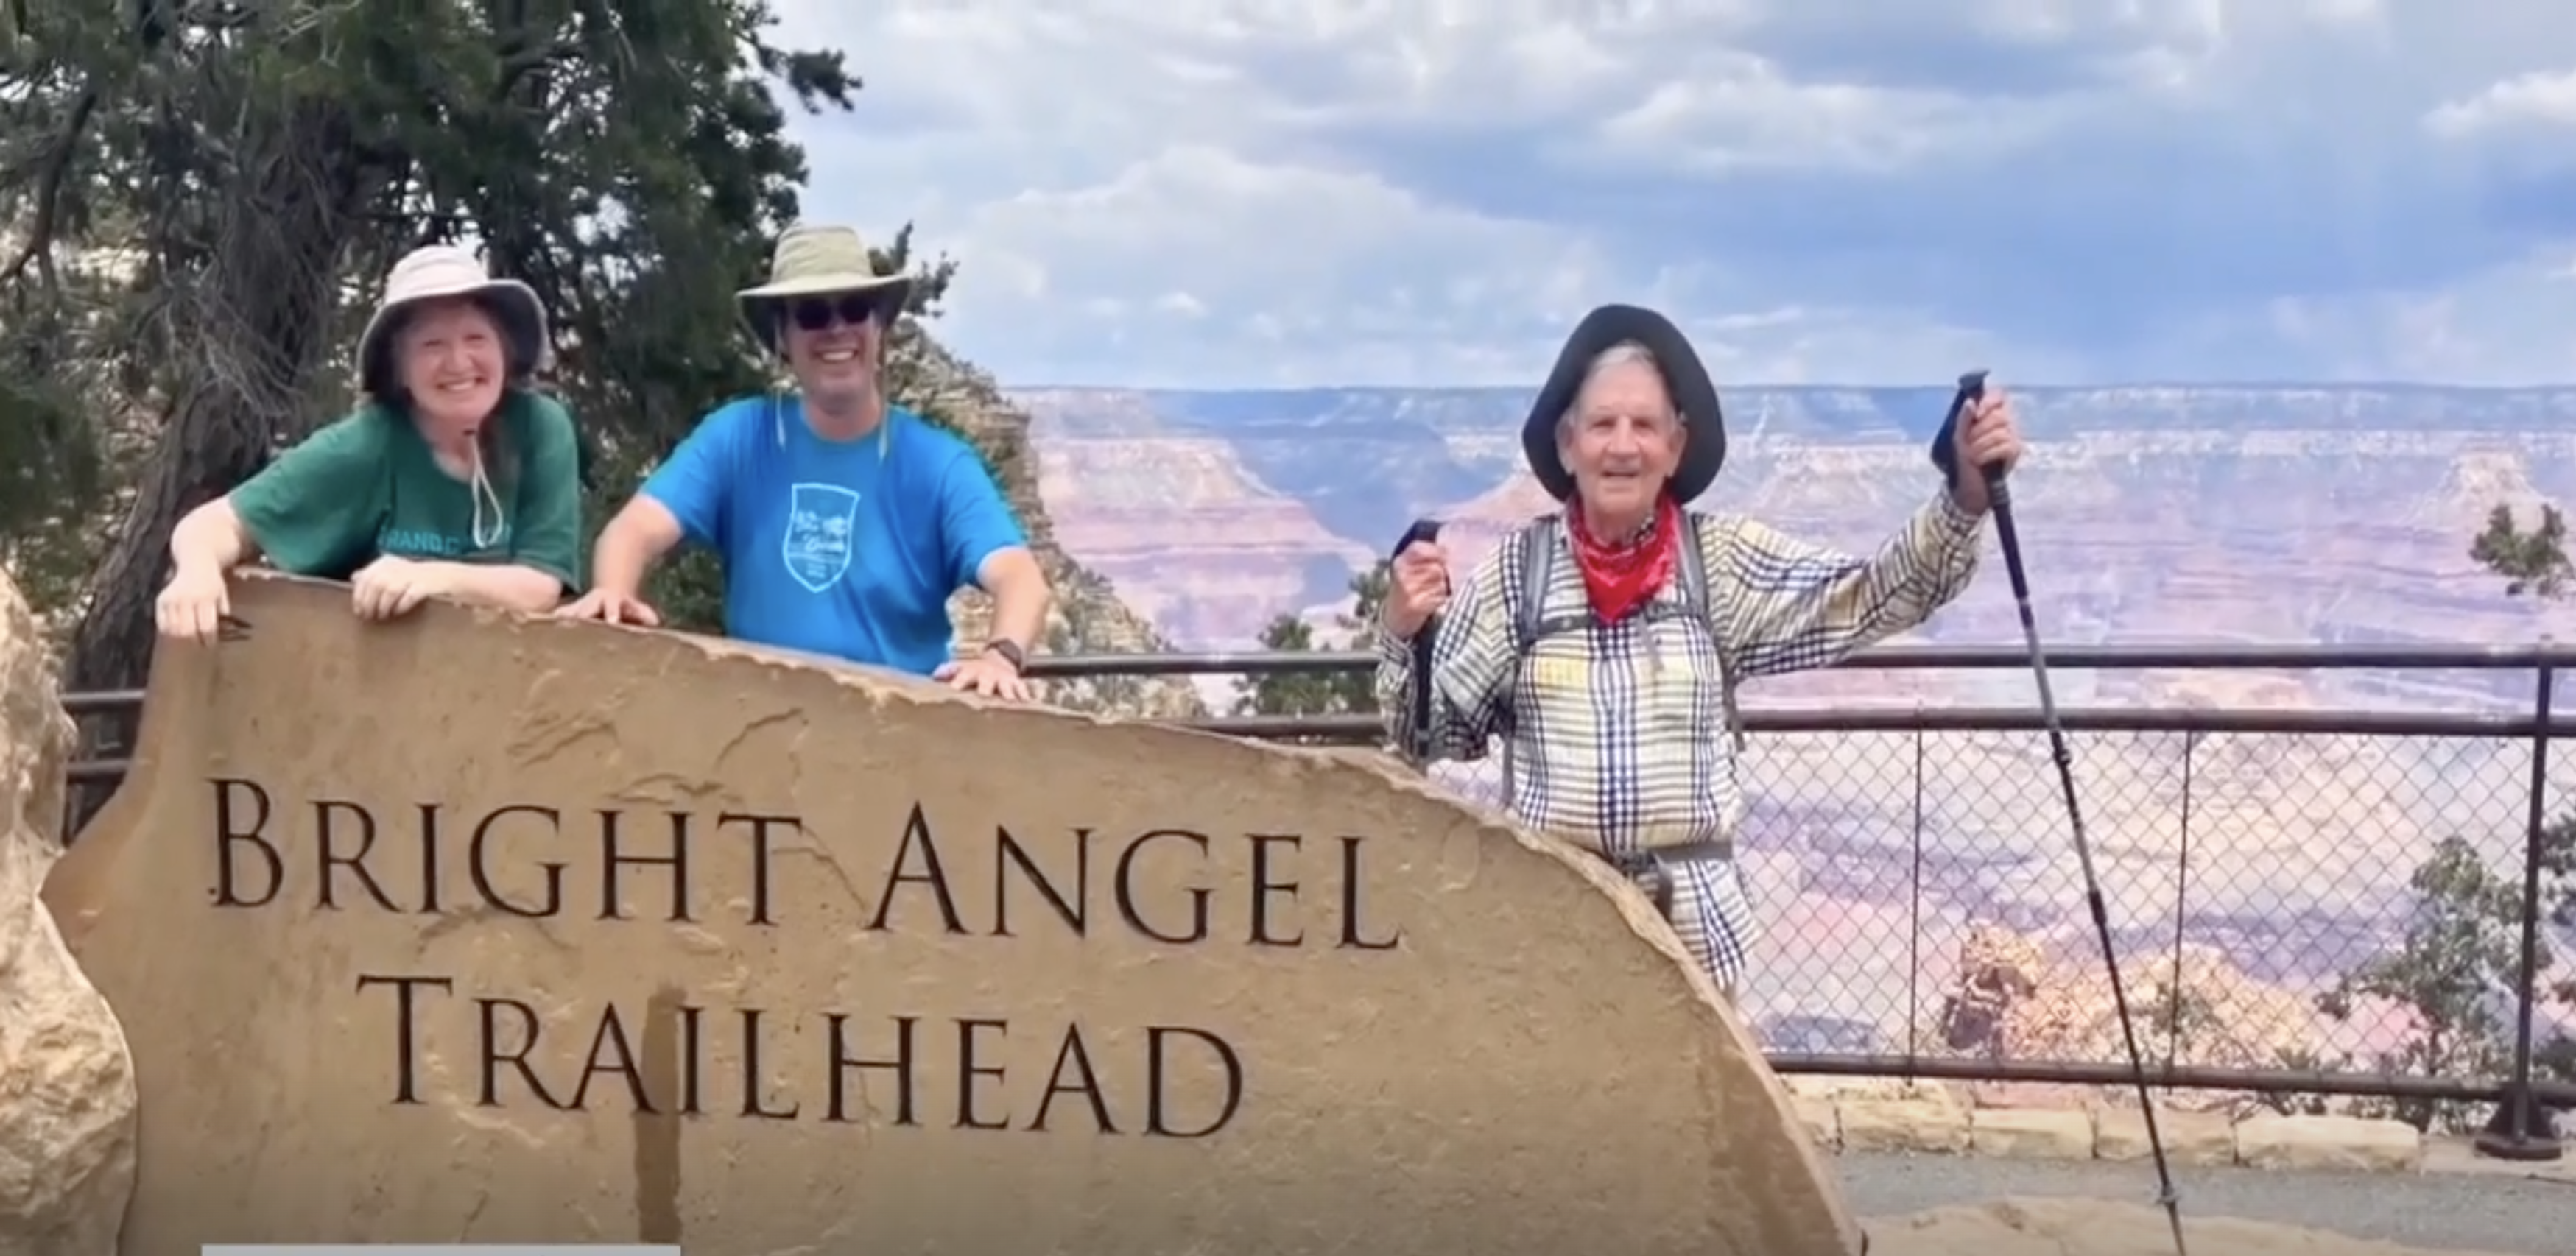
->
<box><xmin>1521</xmin><ymin>303</ymin><xmax>1726</xmax><ymax>503</ymax></box>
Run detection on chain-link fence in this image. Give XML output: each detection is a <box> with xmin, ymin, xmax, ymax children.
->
<box><xmin>60</xmin><ymin>642</ymin><xmax>2576</xmax><ymax>1138</ymax></box>
<box><xmin>1435</xmin><ymin>723</ymin><xmax>2569</xmax><ymax>1122</ymax></box>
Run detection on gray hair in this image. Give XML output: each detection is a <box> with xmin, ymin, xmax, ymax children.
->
<box><xmin>1556</xmin><ymin>340</ymin><xmax>1683</xmax><ymax>441</ymax></box>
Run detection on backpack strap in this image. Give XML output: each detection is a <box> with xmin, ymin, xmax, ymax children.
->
<box><xmin>1496</xmin><ymin>518</ymin><xmax>1560</xmax><ymax>804</ymax></box>
<box><xmin>1680</xmin><ymin>512</ymin><xmax>1748</xmax><ymax>752</ymax></box>
<box><xmin>1514</xmin><ymin>517</ymin><xmax>1559</xmax><ymax>655</ymax></box>
<box><xmin>1513</xmin><ymin>519</ymin><xmax>1600</xmax><ymax>651</ymax></box>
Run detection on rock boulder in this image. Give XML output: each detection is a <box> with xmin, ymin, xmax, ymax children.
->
<box><xmin>50</xmin><ymin>572</ymin><xmax>1862</xmax><ymax>1256</ymax></box>
<box><xmin>0</xmin><ymin>571</ymin><xmax>138</xmax><ymax>1256</ymax></box>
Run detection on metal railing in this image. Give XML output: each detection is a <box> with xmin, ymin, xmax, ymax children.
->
<box><xmin>60</xmin><ymin>641</ymin><xmax>2575</xmax><ymax>1158</ymax></box>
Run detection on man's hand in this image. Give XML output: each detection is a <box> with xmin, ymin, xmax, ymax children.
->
<box><xmin>1947</xmin><ymin>386</ymin><xmax>2027</xmax><ymax>516</ymax></box>
<box><xmin>350</xmin><ymin>556</ymin><xmax>451</xmax><ymax>621</ymax></box>
<box><xmin>1383</xmin><ymin>540</ymin><xmax>1452</xmax><ymax>641</ymax></box>
<box><xmin>936</xmin><ymin>651</ymin><xmax>1035</xmax><ymax>702</ymax></box>
<box><xmin>557</xmin><ymin>587</ymin><xmax>662</xmax><ymax>627</ymax></box>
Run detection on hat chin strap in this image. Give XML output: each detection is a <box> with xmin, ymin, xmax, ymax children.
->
<box><xmin>465</xmin><ymin>435</ymin><xmax>504</xmax><ymax>550</ymax></box>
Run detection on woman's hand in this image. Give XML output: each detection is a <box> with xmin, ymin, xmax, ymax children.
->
<box><xmin>349</xmin><ymin>556</ymin><xmax>451</xmax><ymax>621</ymax></box>
<box><xmin>154</xmin><ymin>562</ymin><xmax>233</xmax><ymax>643</ymax></box>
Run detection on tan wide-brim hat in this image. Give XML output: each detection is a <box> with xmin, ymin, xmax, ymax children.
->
<box><xmin>356</xmin><ymin>244</ymin><xmax>550</xmax><ymax>401</ymax></box>
<box><xmin>737</xmin><ymin>223</ymin><xmax>914</xmax><ymax>349</ymax></box>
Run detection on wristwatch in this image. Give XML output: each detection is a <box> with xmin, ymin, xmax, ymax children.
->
<box><xmin>983</xmin><ymin>638</ymin><xmax>1027</xmax><ymax>673</ymax></box>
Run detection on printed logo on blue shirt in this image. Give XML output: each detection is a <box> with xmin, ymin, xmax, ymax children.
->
<box><xmin>782</xmin><ymin>482</ymin><xmax>862</xmax><ymax>593</ymax></box>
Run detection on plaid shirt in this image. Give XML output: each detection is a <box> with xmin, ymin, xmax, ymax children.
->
<box><xmin>1376</xmin><ymin>490</ymin><xmax>1985</xmax><ymax>858</ymax></box>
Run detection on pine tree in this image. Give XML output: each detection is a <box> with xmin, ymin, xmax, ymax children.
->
<box><xmin>1231</xmin><ymin>562</ymin><xmax>1392</xmax><ymax>719</ymax></box>
<box><xmin>2315</xmin><ymin>496</ymin><xmax>2576</xmax><ymax>1130</ymax></box>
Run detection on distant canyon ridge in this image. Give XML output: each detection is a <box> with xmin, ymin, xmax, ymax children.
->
<box><xmin>1015</xmin><ymin>384</ymin><xmax>2576</xmax><ymax>713</ymax></box>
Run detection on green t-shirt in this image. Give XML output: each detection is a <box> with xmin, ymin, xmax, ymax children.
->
<box><xmin>229</xmin><ymin>391</ymin><xmax>583</xmax><ymax>588</ymax></box>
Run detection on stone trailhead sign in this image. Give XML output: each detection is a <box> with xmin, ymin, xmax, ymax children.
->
<box><xmin>48</xmin><ymin>572</ymin><xmax>1862</xmax><ymax>1256</ymax></box>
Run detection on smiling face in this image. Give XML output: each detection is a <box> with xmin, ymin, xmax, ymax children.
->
<box><xmin>1558</xmin><ymin>349</ymin><xmax>1686</xmax><ymax>532</ymax></box>
<box><xmin>781</xmin><ymin>289</ymin><xmax>888</xmax><ymax>410</ymax></box>
<box><xmin>395</xmin><ymin>297</ymin><xmax>510</xmax><ymax>431</ymax></box>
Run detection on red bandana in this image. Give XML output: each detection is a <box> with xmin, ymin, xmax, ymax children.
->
<box><xmin>1566</xmin><ymin>494</ymin><xmax>1681</xmax><ymax>625</ymax></box>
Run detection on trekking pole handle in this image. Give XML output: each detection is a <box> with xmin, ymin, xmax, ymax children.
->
<box><xmin>1393</xmin><ymin>518</ymin><xmax>1446</xmax><ymax>761</ymax></box>
<box><xmin>1943</xmin><ymin>369</ymin><xmax>2009</xmax><ymax>512</ymax></box>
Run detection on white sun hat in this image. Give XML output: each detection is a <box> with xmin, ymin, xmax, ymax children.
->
<box><xmin>355</xmin><ymin>244</ymin><xmax>550</xmax><ymax>400</ymax></box>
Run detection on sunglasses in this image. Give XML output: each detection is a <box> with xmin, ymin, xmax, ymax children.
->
<box><xmin>786</xmin><ymin>294</ymin><xmax>885</xmax><ymax>332</ymax></box>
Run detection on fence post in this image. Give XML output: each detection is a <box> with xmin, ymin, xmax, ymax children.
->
<box><xmin>1904</xmin><ymin>721</ymin><xmax>1926</xmax><ymax>1063</ymax></box>
<box><xmin>2474</xmin><ymin>657</ymin><xmax>2563</xmax><ymax>1162</ymax></box>
<box><xmin>2164</xmin><ymin>731</ymin><xmax>2198</xmax><ymax>1075</ymax></box>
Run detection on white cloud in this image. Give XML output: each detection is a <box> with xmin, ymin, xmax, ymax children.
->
<box><xmin>2119</xmin><ymin>247</ymin><xmax>2576</xmax><ymax>384</ymax></box>
<box><xmin>767</xmin><ymin>1</ymin><xmax>2576</xmax><ymax>387</ymax></box>
<box><xmin>1593</xmin><ymin>61</ymin><xmax>2005</xmax><ymax>174</ymax></box>
<box><xmin>931</xmin><ymin>145</ymin><xmax>1611</xmax><ymax>385</ymax></box>
<box><xmin>918</xmin><ymin>144</ymin><xmax>2039</xmax><ymax>387</ymax></box>
<box><xmin>2424</xmin><ymin>68</ymin><xmax>2576</xmax><ymax>138</ymax></box>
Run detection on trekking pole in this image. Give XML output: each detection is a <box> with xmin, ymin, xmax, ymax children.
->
<box><xmin>1393</xmin><ymin>518</ymin><xmax>1445</xmax><ymax>764</ymax></box>
<box><xmin>1946</xmin><ymin>370</ymin><xmax>2188</xmax><ymax>1256</ymax></box>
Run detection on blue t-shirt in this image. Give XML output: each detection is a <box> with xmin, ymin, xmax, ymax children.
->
<box><xmin>639</xmin><ymin>395</ymin><xmax>1028</xmax><ymax>675</ymax></box>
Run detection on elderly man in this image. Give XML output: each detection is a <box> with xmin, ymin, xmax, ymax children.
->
<box><xmin>1376</xmin><ymin>303</ymin><xmax>2023</xmax><ymax>994</ymax></box>
<box><xmin>562</xmin><ymin>224</ymin><xmax>1052</xmax><ymax>700</ymax></box>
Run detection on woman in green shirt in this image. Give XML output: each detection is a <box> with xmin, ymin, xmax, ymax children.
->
<box><xmin>155</xmin><ymin>246</ymin><xmax>584</xmax><ymax>642</ymax></box>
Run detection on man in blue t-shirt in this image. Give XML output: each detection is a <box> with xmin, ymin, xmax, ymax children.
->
<box><xmin>560</xmin><ymin>225</ymin><xmax>1053</xmax><ymax>700</ymax></box>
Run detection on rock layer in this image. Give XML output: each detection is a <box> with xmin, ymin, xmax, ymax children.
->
<box><xmin>1032</xmin><ymin>424</ymin><xmax>1371</xmax><ymax>646</ymax></box>
<box><xmin>0</xmin><ymin>569</ymin><xmax>138</xmax><ymax>1256</ymax></box>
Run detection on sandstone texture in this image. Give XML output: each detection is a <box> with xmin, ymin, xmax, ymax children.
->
<box><xmin>1784</xmin><ymin>1075</ymin><xmax>2433</xmax><ymax>1171</ymax></box>
<box><xmin>1967</xmin><ymin>1107</ymin><xmax>2095</xmax><ymax>1160</ymax></box>
<box><xmin>1839</xmin><ymin>1086</ymin><xmax>1972</xmax><ymax>1155</ymax></box>
<box><xmin>1868</xmin><ymin>1196</ymin><xmax>2530</xmax><ymax>1256</ymax></box>
<box><xmin>0</xmin><ymin>569</ymin><xmax>138</xmax><ymax>1256</ymax></box>
<box><xmin>2234</xmin><ymin>1112</ymin><xmax>2426</xmax><ymax>1174</ymax></box>
<box><xmin>49</xmin><ymin>572</ymin><xmax>1863</xmax><ymax>1256</ymax></box>
<box><xmin>2096</xmin><ymin>1106</ymin><xmax>2239</xmax><ymax>1167</ymax></box>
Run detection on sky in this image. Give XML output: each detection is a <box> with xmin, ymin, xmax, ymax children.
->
<box><xmin>770</xmin><ymin>1</ymin><xmax>2576</xmax><ymax>389</ymax></box>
